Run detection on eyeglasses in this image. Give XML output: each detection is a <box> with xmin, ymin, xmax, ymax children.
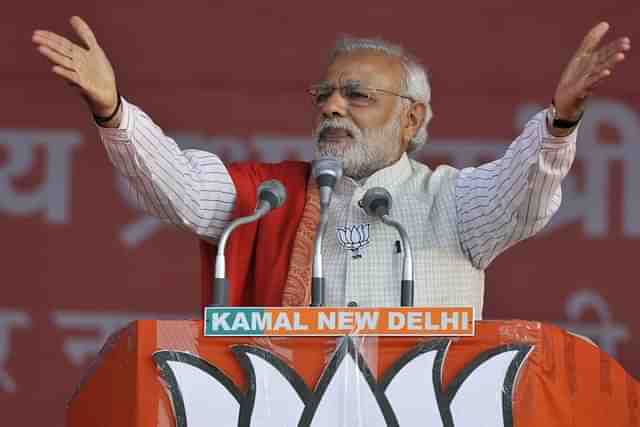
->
<box><xmin>307</xmin><ymin>83</ymin><xmax>415</xmax><ymax>108</ymax></box>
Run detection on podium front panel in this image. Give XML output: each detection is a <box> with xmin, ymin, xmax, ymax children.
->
<box><xmin>67</xmin><ymin>319</ymin><xmax>639</xmax><ymax>427</ymax></box>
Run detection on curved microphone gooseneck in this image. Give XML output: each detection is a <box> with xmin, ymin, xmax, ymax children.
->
<box><xmin>360</xmin><ymin>187</ymin><xmax>415</xmax><ymax>307</ymax></box>
<box><xmin>212</xmin><ymin>179</ymin><xmax>287</xmax><ymax>306</ymax></box>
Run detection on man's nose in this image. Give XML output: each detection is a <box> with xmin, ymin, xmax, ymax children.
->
<box><xmin>320</xmin><ymin>89</ymin><xmax>348</xmax><ymax>118</ymax></box>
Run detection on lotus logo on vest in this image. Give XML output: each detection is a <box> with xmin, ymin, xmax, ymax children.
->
<box><xmin>337</xmin><ymin>224</ymin><xmax>370</xmax><ymax>258</ymax></box>
<box><xmin>153</xmin><ymin>337</ymin><xmax>533</xmax><ymax>426</ymax></box>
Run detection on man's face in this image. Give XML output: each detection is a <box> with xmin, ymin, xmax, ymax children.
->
<box><xmin>312</xmin><ymin>52</ymin><xmax>408</xmax><ymax>180</ymax></box>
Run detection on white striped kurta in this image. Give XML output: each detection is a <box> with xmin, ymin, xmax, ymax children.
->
<box><xmin>100</xmin><ymin>99</ymin><xmax>577</xmax><ymax>318</ymax></box>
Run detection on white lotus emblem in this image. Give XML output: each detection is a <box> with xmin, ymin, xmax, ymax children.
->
<box><xmin>336</xmin><ymin>224</ymin><xmax>370</xmax><ymax>258</ymax></box>
<box><xmin>154</xmin><ymin>338</ymin><xmax>532</xmax><ymax>426</ymax></box>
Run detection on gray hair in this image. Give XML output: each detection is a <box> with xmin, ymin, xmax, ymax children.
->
<box><xmin>328</xmin><ymin>37</ymin><xmax>433</xmax><ymax>153</ymax></box>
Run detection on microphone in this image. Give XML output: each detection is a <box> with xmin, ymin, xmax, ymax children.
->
<box><xmin>311</xmin><ymin>156</ymin><xmax>343</xmax><ymax>307</ymax></box>
<box><xmin>360</xmin><ymin>187</ymin><xmax>415</xmax><ymax>307</ymax></box>
<box><xmin>212</xmin><ymin>179</ymin><xmax>287</xmax><ymax>306</ymax></box>
<box><xmin>312</xmin><ymin>156</ymin><xmax>343</xmax><ymax>207</ymax></box>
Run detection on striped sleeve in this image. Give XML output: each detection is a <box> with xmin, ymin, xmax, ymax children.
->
<box><xmin>98</xmin><ymin>98</ymin><xmax>237</xmax><ymax>241</ymax></box>
<box><xmin>455</xmin><ymin>109</ymin><xmax>577</xmax><ymax>269</ymax></box>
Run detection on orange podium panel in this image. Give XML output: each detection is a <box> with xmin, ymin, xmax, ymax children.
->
<box><xmin>67</xmin><ymin>320</ymin><xmax>639</xmax><ymax>427</ymax></box>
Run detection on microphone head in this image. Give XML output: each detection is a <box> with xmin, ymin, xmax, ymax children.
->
<box><xmin>360</xmin><ymin>187</ymin><xmax>392</xmax><ymax>217</ymax></box>
<box><xmin>312</xmin><ymin>156</ymin><xmax>343</xmax><ymax>188</ymax></box>
<box><xmin>257</xmin><ymin>179</ymin><xmax>287</xmax><ymax>209</ymax></box>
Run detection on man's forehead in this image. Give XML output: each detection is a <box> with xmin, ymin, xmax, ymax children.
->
<box><xmin>321</xmin><ymin>52</ymin><xmax>403</xmax><ymax>88</ymax></box>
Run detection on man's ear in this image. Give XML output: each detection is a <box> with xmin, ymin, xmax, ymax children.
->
<box><xmin>402</xmin><ymin>102</ymin><xmax>427</xmax><ymax>145</ymax></box>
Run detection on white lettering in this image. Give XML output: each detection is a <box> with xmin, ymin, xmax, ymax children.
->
<box><xmin>273</xmin><ymin>313</ymin><xmax>292</xmax><ymax>331</ymax></box>
<box><xmin>560</xmin><ymin>290</ymin><xmax>629</xmax><ymax>357</ymax></box>
<box><xmin>337</xmin><ymin>311</ymin><xmax>353</xmax><ymax>329</ymax></box>
<box><xmin>0</xmin><ymin>310</ymin><xmax>31</xmax><ymax>393</ymax></box>
<box><xmin>355</xmin><ymin>312</ymin><xmax>380</xmax><ymax>330</ymax></box>
<box><xmin>231</xmin><ymin>313</ymin><xmax>250</xmax><ymax>331</ymax></box>
<box><xmin>424</xmin><ymin>312</ymin><xmax>439</xmax><ymax>330</ymax></box>
<box><xmin>251</xmin><ymin>312</ymin><xmax>271</xmax><ymax>330</ymax></box>
<box><xmin>292</xmin><ymin>312</ymin><xmax>308</xmax><ymax>330</ymax></box>
<box><xmin>461</xmin><ymin>311</ymin><xmax>470</xmax><ymax>331</ymax></box>
<box><xmin>388</xmin><ymin>312</ymin><xmax>405</xmax><ymax>330</ymax></box>
<box><xmin>210</xmin><ymin>313</ymin><xmax>231</xmax><ymax>330</ymax></box>
<box><xmin>406</xmin><ymin>312</ymin><xmax>422</xmax><ymax>330</ymax></box>
<box><xmin>0</xmin><ymin>131</ymin><xmax>81</xmax><ymax>223</ymax></box>
<box><xmin>440</xmin><ymin>312</ymin><xmax>459</xmax><ymax>330</ymax></box>
<box><xmin>317</xmin><ymin>312</ymin><xmax>336</xmax><ymax>330</ymax></box>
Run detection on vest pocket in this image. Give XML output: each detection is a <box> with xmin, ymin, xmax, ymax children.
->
<box><xmin>392</xmin><ymin>240</ymin><xmax>402</xmax><ymax>284</ymax></box>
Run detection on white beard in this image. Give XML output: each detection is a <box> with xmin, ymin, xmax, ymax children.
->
<box><xmin>314</xmin><ymin>114</ymin><xmax>403</xmax><ymax>180</ymax></box>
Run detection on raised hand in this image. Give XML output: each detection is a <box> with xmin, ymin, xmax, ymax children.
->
<box><xmin>32</xmin><ymin>16</ymin><xmax>119</xmax><ymax>119</ymax></box>
<box><xmin>554</xmin><ymin>22</ymin><xmax>631</xmax><ymax>120</ymax></box>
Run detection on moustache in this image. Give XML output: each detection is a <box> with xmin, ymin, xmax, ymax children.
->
<box><xmin>314</xmin><ymin>118</ymin><xmax>362</xmax><ymax>142</ymax></box>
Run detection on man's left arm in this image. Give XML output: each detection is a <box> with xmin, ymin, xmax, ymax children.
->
<box><xmin>455</xmin><ymin>22</ymin><xmax>630</xmax><ymax>269</ymax></box>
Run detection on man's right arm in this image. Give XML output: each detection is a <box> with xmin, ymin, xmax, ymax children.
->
<box><xmin>32</xmin><ymin>16</ymin><xmax>237</xmax><ymax>241</ymax></box>
<box><xmin>100</xmin><ymin>98</ymin><xmax>237</xmax><ymax>240</ymax></box>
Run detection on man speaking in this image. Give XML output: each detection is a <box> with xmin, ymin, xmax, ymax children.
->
<box><xmin>32</xmin><ymin>17</ymin><xmax>630</xmax><ymax>317</ymax></box>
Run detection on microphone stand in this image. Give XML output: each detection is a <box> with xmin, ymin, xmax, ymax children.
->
<box><xmin>312</xmin><ymin>194</ymin><xmax>331</xmax><ymax>306</ymax></box>
<box><xmin>213</xmin><ymin>204</ymin><xmax>270</xmax><ymax>306</ymax></box>
<box><xmin>380</xmin><ymin>214</ymin><xmax>414</xmax><ymax>307</ymax></box>
<box><xmin>211</xmin><ymin>180</ymin><xmax>286</xmax><ymax>307</ymax></box>
<box><xmin>310</xmin><ymin>157</ymin><xmax>342</xmax><ymax>307</ymax></box>
<box><xmin>359</xmin><ymin>187</ymin><xmax>415</xmax><ymax>307</ymax></box>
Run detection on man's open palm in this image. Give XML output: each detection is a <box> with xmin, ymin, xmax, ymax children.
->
<box><xmin>554</xmin><ymin>22</ymin><xmax>631</xmax><ymax>119</ymax></box>
<box><xmin>32</xmin><ymin>16</ymin><xmax>118</xmax><ymax>117</ymax></box>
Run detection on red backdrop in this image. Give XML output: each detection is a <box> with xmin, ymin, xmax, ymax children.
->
<box><xmin>1</xmin><ymin>2</ymin><xmax>639</xmax><ymax>426</ymax></box>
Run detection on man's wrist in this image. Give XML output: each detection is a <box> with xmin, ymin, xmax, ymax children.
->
<box><xmin>96</xmin><ymin>104</ymin><xmax>123</xmax><ymax>128</ymax></box>
<box><xmin>93</xmin><ymin>93</ymin><xmax>123</xmax><ymax>128</ymax></box>
<box><xmin>546</xmin><ymin>101</ymin><xmax>582</xmax><ymax>137</ymax></box>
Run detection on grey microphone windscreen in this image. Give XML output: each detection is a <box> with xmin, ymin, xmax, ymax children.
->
<box><xmin>258</xmin><ymin>179</ymin><xmax>287</xmax><ymax>209</ymax></box>
<box><xmin>312</xmin><ymin>156</ymin><xmax>343</xmax><ymax>188</ymax></box>
<box><xmin>360</xmin><ymin>187</ymin><xmax>392</xmax><ymax>217</ymax></box>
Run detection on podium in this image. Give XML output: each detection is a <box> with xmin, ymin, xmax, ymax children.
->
<box><xmin>67</xmin><ymin>319</ymin><xmax>639</xmax><ymax>427</ymax></box>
